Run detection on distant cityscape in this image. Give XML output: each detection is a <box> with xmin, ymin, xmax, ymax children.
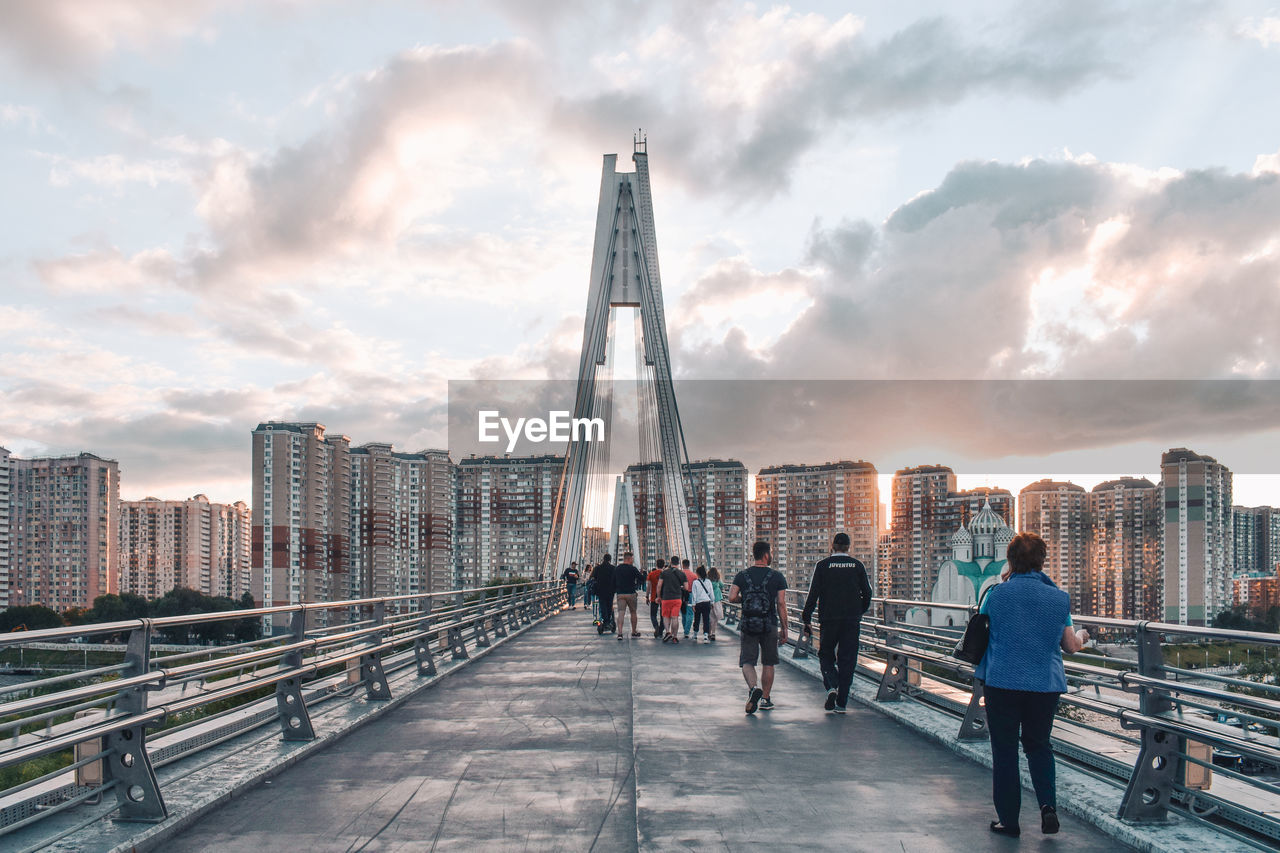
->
<box><xmin>1</xmin><ymin>427</ymin><xmax>1278</xmax><ymax>631</ymax></box>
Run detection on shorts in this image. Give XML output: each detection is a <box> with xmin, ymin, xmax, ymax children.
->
<box><xmin>616</xmin><ymin>594</ymin><xmax>638</xmax><ymax>618</ymax></box>
<box><xmin>739</xmin><ymin>628</ymin><xmax>780</xmax><ymax>667</ymax></box>
<box><xmin>660</xmin><ymin>599</ymin><xmax>683</xmax><ymax>619</ymax></box>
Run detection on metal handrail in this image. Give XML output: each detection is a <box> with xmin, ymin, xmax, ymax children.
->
<box><xmin>722</xmin><ymin>593</ymin><xmax>1280</xmax><ymax>848</ymax></box>
<box><xmin>0</xmin><ymin>580</ymin><xmax>564</xmax><ymax>838</ymax></box>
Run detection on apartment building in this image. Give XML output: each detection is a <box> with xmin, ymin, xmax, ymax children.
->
<box><xmin>755</xmin><ymin>460</ymin><xmax>878</xmax><ymax>589</ymax></box>
<box><xmin>119</xmin><ymin>495</ymin><xmax>252</xmax><ymax>600</ymax></box>
<box><xmin>251</xmin><ymin>422</ymin><xmax>351</xmax><ymax>630</ymax></box>
<box><xmin>455</xmin><ymin>454</ymin><xmax>564</xmax><ymax>586</ymax></box>
<box><xmin>8</xmin><ymin>452</ymin><xmax>120</xmax><ymax>611</ymax></box>
<box><xmin>349</xmin><ymin>444</ymin><xmax>455</xmax><ymax>601</ymax></box>
<box><xmin>1161</xmin><ymin>448</ymin><xmax>1233</xmax><ymax>625</ymax></box>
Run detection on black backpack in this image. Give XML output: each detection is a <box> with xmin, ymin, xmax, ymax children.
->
<box><xmin>739</xmin><ymin>567</ymin><xmax>773</xmax><ymax>635</ymax></box>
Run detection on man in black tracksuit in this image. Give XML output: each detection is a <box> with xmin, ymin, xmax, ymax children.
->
<box><xmin>801</xmin><ymin>532</ymin><xmax>873</xmax><ymax>714</ymax></box>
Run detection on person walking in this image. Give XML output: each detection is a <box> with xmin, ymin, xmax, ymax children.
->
<box><xmin>801</xmin><ymin>533</ymin><xmax>872</xmax><ymax>714</ymax></box>
<box><xmin>592</xmin><ymin>554</ymin><xmax>616</xmax><ymax>635</ymax></box>
<box><xmin>561</xmin><ymin>561</ymin><xmax>581</xmax><ymax>610</ymax></box>
<box><xmin>680</xmin><ymin>558</ymin><xmax>696</xmax><ymax>638</ymax></box>
<box><xmin>707</xmin><ymin>567</ymin><xmax>723</xmax><ymax>641</ymax></box>
<box><xmin>979</xmin><ymin>532</ymin><xmax>1089</xmax><ymax>837</ymax></box>
<box><xmin>729</xmin><ymin>541</ymin><xmax>788</xmax><ymax>714</ymax></box>
<box><xmin>613</xmin><ymin>551</ymin><xmax>646</xmax><ymax>639</ymax></box>
<box><xmin>659</xmin><ymin>560</ymin><xmax>687</xmax><ymax>643</ymax></box>
<box><xmin>691</xmin><ymin>566</ymin><xmax>714</xmax><ymax>641</ymax></box>
<box><xmin>646</xmin><ymin>558</ymin><xmax>666</xmax><ymax>638</ymax></box>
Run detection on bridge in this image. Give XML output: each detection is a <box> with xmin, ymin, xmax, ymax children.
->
<box><xmin>1</xmin><ymin>585</ymin><xmax>1277</xmax><ymax>851</ymax></box>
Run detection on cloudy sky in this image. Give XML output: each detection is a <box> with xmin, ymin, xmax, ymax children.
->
<box><xmin>3</xmin><ymin>0</ymin><xmax>1280</xmax><ymax>508</ymax></box>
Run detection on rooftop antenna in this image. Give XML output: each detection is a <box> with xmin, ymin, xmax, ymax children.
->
<box><xmin>634</xmin><ymin>128</ymin><xmax>646</xmax><ymax>154</ymax></box>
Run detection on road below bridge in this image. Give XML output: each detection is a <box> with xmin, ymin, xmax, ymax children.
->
<box><xmin>166</xmin><ymin>611</ymin><xmax>1129</xmax><ymax>852</ymax></box>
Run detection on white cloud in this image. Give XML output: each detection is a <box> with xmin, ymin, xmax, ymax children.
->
<box><xmin>1239</xmin><ymin>16</ymin><xmax>1280</xmax><ymax>47</ymax></box>
<box><xmin>43</xmin><ymin>153</ymin><xmax>188</xmax><ymax>188</ymax></box>
<box><xmin>33</xmin><ymin>247</ymin><xmax>181</xmax><ymax>293</ymax></box>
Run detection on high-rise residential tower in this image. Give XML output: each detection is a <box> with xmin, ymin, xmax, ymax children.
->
<box><xmin>887</xmin><ymin>465</ymin><xmax>956</xmax><ymax>600</ymax></box>
<box><xmin>684</xmin><ymin>459</ymin><xmax>749</xmax><ymax>573</ymax></box>
<box><xmin>456</xmin><ymin>454</ymin><xmax>564</xmax><ymax>587</ymax></box>
<box><xmin>1088</xmin><ymin>478</ymin><xmax>1161</xmax><ymax>620</ymax></box>
<box><xmin>1233</xmin><ymin>505</ymin><xmax>1280</xmax><ymax>575</ymax></box>
<box><xmin>349</xmin><ymin>444</ymin><xmax>455</xmax><ymax>602</ymax></box>
<box><xmin>1019</xmin><ymin>480</ymin><xmax>1090</xmax><ymax>612</ymax></box>
<box><xmin>118</xmin><ymin>495</ymin><xmax>252</xmax><ymax>601</ymax></box>
<box><xmin>9</xmin><ymin>452</ymin><xmax>120</xmax><ymax>611</ymax></box>
<box><xmin>0</xmin><ymin>446</ymin><xmax>10</xmax><ymax>607</ymax></box>
<box><xmin>755</xmin><ymin>460</ymin><xmax>878</xmax><ymax>589</ymax></box>
<box><xmin>1161</xmin><ymin>448</ymin><xmax>1233</xmax><ymax>625</ymax></box>
<box><xmin>625</xmin><ymin>462</ymin><xmax>668</xmax><ymax>570</ymax></box>
<box><xmin>251</xmin><ymin>423</ymin><xmax>351</xmax><ymax>630</ymax></box>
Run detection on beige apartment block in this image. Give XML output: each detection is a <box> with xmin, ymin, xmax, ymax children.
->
<box><xmin>1161</xmin><ymin>448</ymin><xmax>1233</xmax><ymax>626</ymax></box>
<box><xmin>252</xmin><ymin>422</ymin><xmax>351</xmax><ymax>631</ymax></box>
<box><xmin>349</xmin><ymin>443</ymin><xmax>455</xmax><ymax>603</ymax></box>
<box><xmin>119</xmin><ymin>495</ymin><xmax>252</xmax><ymax>601</ymax></box>
<box><xmin>755</xmin><ymin>460</ymin><xmax>878</xmax><ymax>590</ymax></box>
<box><xmin>456</xmin><ymin>454</ymin><xmax>564</xmax><ymax>587</ymax></box>
<box><xmin>1089</xmin><ymin>478</ymin><xmax>1160</xmax><ymax>620</ymax></box>
<box><xmin>8</xmin><ymin>452</ymin><xmax>119</xmax><ymax>611</ymax></box>
<box><xmin>1019</xmin><ymin>480</ymin><xmax>1090</xmax><ymax>612</ymax></box>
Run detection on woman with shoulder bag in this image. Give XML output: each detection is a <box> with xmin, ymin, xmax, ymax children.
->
<box><xmin>691</xmin><ymin>566</ymin><xmax>714</xmax><ymax>641</ymax></box>
<box><xmin>978</xmin><ymin>532</ymin><xmax>1089</xmax><ymax>838</ymax></box>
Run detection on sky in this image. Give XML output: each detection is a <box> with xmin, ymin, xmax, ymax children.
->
<box><xmin>3</xmin><ymin>0</ymin><xmax>1280</xmax><ymax>510</ymax></box>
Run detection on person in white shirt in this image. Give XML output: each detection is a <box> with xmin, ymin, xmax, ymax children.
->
<box><xmin>691</xmin><ymin>565</ymin><xmax>714</xmax><ymax>641</ymax></box>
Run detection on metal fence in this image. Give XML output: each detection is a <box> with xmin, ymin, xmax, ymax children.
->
<box><xmin>0</xmin><ymin>582</ymin><xmax>563</xmax><ymax>839</ymax></box>
<box><xmin>723</xmin><ymin>591</ymin><xmax>1280</xmax><ymax>850</ymax></box>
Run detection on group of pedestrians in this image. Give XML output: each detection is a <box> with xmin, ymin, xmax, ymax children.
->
<box><xmin>570</xmin><ymin>551</ymin><xmax>726</xmax><ymax>642</ymax></box>
<box><xmin>561</xmin><ymin>529</ymin><xmax>1089</xmax><ymax>838</ymax></box>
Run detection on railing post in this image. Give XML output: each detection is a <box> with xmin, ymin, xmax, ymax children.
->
<box><xmin>474</xmin><ymin>612</ymin><xmax>492</xmax><ymax>649</ymax></box>
<box><xmin>507</xmin><ymin>605</ymin><xmax>520</xmax><ymax>632</ymax></box>
<box><xmin>359</xmin><ymin>601</ymin><xmax>392</xmax><ymax>700</ymax></box>
<box><xmin>491</xmin><ymin>611</ymin><xmax>508</xmax><ymax>639</ymax></box>
<box><xmin>958</xmin><ymin>679</ymin><xmax>988</xmax><ymax>740</ymax></box>
<box><xmin>792</xmin><ymin>627</ymin><xmax>813</xmax><ymax>660</ymax></box>
<box><xmin>106</xmin><ymin>621</ymin><xmax>167</xmax><ymax>822</ymax></box>
<box><xmin>877</xmin><ymin>603</ymin><xmax>909</xmax><ymax>702</ymax></box>
<box><xmin>1118</xmin><ymin>622</ymin><xmax>1177</xmax><ymax>822</ymax></box>
<box><xmin>413</xmin><ymin>601</ymin><xmax>438</xmax><ymax>677</ymax></box>
<box><xmin>448</xmin><ymin>625</ymin><xmax>469</xmax><ymax>660</ymax></box>
<box><xmin>276</xmin><ymin>608</ymin><xmax>315</xmax><ymax>740</ymax></box>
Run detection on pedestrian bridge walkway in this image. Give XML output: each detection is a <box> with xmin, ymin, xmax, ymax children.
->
<box><xmin>162</xmin><ymin>612</ymin><xmax>1124</xmax><ymax>852</ymax></box>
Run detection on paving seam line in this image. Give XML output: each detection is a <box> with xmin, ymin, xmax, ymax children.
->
<box><xmin>102</xmin><ymin>610</ymin><xmax>561</xmax><ymax>853</ymax></box>
<box><xmin>721</xmin><ymin>623</ymin><xmax>1228</xmax><ymax>853</ymax></box>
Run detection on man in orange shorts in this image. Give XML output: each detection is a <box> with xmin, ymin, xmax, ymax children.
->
<box><xmin>659</xmin><ymin>560</ymin><xmax>687</xmax><ymax>643</ymax></box>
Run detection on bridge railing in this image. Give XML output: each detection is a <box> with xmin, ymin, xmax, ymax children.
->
<box><xmin>0</xmin><ymin>581</ymin><xmax>564</xmax><ymax>840</ymax></box>
<box><xmin>722</xmin><ymin>591</ymin><xmax>1280</xmax><ymax>850</ymax></box>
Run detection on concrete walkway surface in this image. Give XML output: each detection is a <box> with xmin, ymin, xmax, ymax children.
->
<box><xmin>164</xmin><ymin>611</ymin><xmax>1132</xmax><ymax>852</ymax></box>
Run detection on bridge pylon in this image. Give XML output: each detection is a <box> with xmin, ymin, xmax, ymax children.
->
<box><xmin>544</xmin><ymin>136</ymin><xmax>707</xmax><ymax>576</ymax></box>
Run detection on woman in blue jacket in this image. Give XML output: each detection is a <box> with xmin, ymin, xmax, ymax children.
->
<box><xmin>977</xmin><ymin>532</ymin><xmax>1089</xmax><ymax>837</ymax></box>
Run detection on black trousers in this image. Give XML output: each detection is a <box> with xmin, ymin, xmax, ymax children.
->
<box><xmin>596</xmin><ymin>593</ymin><xmax>614</xmax><ymax>626</ymax></box>
<box><xmin>818</xmin><ymin>618</ymin><xmax>862</xmax><ymax>706</ymax></box>
<box><xmin>692</xmin><ymin>601</ymin><xmax>712</xmax><ymax>634</ymax></box>
<box><xmin>984</xmin><ymin>684</ymin><xmax>1059</xmax><ymax>829</ymax></box>
<box><xmin>649</xmin><ymin>600</ymin><xmax>663</xmax><ymax>635</ymax></box>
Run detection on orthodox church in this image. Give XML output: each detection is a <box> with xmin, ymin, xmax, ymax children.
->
<box><xmin>926</xmin><ymin>500</ymin><xmax>1014</xmax><ymax>626</ymax></box>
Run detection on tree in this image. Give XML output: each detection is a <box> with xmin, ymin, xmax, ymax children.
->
<box><xmin>0</xmin><ymin>605</ymin><xmax>64</xmax><ymax>633</ymax></box>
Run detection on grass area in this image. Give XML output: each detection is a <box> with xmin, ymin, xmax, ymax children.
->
<box><xmin>0</xmin><ymin>647</ymin><xmax>126</xmax><ymax>669</ymax></box>
<box><xmin>1162</xmin><ymin>641</ymin><xmax>1272</xmax><ymax>669</ymax></box>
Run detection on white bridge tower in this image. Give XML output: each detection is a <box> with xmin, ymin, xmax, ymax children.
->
<box><xmin>545</xmin><ymin>136</ymin><xmax>707</xmax><ymax>575</ymax></box>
